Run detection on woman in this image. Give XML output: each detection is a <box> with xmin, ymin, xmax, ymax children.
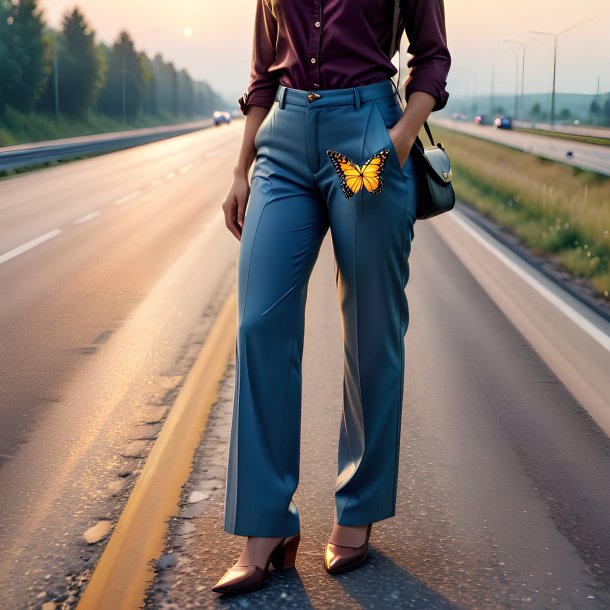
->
<box><xmin>213</xmin><ymin>0</ymin><xmax>451</xmax><ymax>594</ymax></box>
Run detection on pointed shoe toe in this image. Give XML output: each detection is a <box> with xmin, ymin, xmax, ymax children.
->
<box><xmin>324</xmin><ymin>523</ymin><xmax>372</xmax><ymax>575</ymax></box>
<box><xmin>212</xmin><ymin>533</ymin><xmax>300</xmax><ymax>594</ymax></box>
<box><xmin>211</xmin><ymin>565</ymin><xmax>263</xmax><ymax>594</ymax></box>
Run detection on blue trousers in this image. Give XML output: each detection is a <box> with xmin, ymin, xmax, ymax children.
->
<box><xmin>224</xmin><ymin>78</ymin><xmax>418</xmax><ymax>537</ymax></box>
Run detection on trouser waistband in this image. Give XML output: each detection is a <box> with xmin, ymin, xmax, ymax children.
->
<box><xmin>274</xmin><ymin>78</ymin><xmax>398</xmax><ymax>110</ymax></box>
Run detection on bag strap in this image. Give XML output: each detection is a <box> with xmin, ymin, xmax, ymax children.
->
<box><xmin>423</xmin><ymin>122</ymin><xmax>435</xmax><ymax>146</ymax></box>
<box><xmin>391</xmin><ymin>0</ymin><xmax>436</xmax><ymax>148</ymax></box>
<box><xmin>390</xmin><ymin>0</ymin><xmax>401</xmax><ymax>57</ymax></box>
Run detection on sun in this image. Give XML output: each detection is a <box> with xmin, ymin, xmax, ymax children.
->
<box><xmin>182</xmin><ymin>26</ymin><xmax>193</xmax><ymax>38</ymax></box>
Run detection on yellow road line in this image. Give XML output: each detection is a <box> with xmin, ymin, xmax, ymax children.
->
<box><xmin>76</xmin><ymin>289</ymin><xmax>237</xmax><ymax>610</ymax></box>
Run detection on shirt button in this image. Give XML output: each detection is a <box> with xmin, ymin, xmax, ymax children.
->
<box><xmin>314</xmin><ymin>21</ymin><xmax>320</xmax><ymax>27</ymax></box>
<box><xmin>310</xmin><ymin>57</ymin><xmax>316</xmax><ymax>63</ymax></box>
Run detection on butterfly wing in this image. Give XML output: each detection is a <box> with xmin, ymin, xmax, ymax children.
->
<box><xmin>360</xmin><ymin>148</ymin><xmax>390</xmax><ymax>195</ymax></box>
<box><xmin>326</xmin><ymin>150</ymin><xmax>364</xmax><ymax>199</ymax></box>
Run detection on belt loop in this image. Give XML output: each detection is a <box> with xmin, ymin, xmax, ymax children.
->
<box><xmin>353</xmin><ymin>86</ymin><xmax>361</xmax><ymax>110</ymax></box>
<box><xmin>278</xmin><ymin>85</ymin><xmax>287</xmax><ymax>109</ymax></box>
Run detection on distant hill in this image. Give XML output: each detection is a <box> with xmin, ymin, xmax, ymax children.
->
<box><xmin>444</xmin><ymin>91</ymin><xmax>610</xmax><ymax>125</ymax></box>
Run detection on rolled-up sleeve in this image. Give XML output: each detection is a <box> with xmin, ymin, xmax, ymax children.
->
<box><xmin>238</xmin><ymin>0</ymin><xmax>279</xmax><ymax>115</ymax></box>
<box><xmin>402</xmin><ymin>0</ymin><xmax>452</xmax><ymax>112</ymax></box>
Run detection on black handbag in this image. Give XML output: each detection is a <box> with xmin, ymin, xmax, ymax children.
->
<box><xmin>390</xmin><ymin>0</ymin><xmax>455</xmax><ymax>220</ymax></box>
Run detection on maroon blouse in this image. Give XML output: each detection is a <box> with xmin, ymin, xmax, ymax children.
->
<box><xmin>238</xmin><ymin>0</ymin><xmax>451</xmax><ymax>115</ymax></box>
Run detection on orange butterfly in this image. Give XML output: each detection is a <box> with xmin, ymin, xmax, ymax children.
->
<box><xmin>326</xmin><ymin>148</ymin><xmax>390</xmax><ymax>199</ymax></box>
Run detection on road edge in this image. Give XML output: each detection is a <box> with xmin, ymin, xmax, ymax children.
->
<box><xmin>75</xmin><ymin>288</ymin><xmax>237</xmax><ymax>610</ymax></box>
<box><xmin>454</xmin><ymin>200</ymin><xmax>610</xmax><ymax>323</ymax></box>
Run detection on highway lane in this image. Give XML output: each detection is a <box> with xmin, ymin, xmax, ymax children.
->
<box><xmin>513</xmin><ymin>121</ymin><xmax>610</xmax><ymax>140</ymax></box>
<box><xmin>434</xmin><ymin>117</ymin><xmax>610</xmax><ymax>176</ymax></box>
<box><xmin>0</xmin><ymin>123</ymin><xmax>240</xmax><ymax>607</ymax></box>
<box><xmin>1</xmin><ymin>120</ymin><xmax>609</xmax><ymax>608</ymax></box>
<box><xmin>0</xmin><ymin>124</ymin><xmax>237</xmax><ymax>457</ymax></box>
<box><xmin>146</xmin><ymin>208</ymin><xmax>610</xmax><ymax>609</ymax></box>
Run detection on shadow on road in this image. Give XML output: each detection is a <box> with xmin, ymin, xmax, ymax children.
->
<box><xmin>331</xmin><ymin>547</ymin><xmax>460</xmax><ymax>610</ymax></box>
<box><xmin>211</xmin><ymin>547</ymin><xmax>459</xmax><ymax>609</ymax></box>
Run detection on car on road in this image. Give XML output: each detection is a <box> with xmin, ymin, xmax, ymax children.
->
<box><xmin>494</xmin><ymin>116</ymin><xmax>512</xmax><ymax>129</ymax></box>
<box><xmin>213</xmin><ymin>110</ymin><xmax>231</xmax><ymax>126</ymax></box>
<box><xmin>474</xmin><ymin>114</ymin><xmax>492</xmax><ymax>126</ymax></box>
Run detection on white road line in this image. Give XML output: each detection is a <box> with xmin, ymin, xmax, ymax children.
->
<box><xmin>151</xmin><ymin>179</ymin><xmax>163</xmax><ymax>188</ymax></box>
<box><xmin>73</xmin><ymin>211</ymin><xmax>101</xmax><ymax>224</ymax></box>
<box><xmin>0</xmin><ymin>229</ymin><xmax>63</xmax><ymax>266</ymax></box>
<box><xmin>206</xmin><ymin>151</ymin><xmax>221</xmax><ymax>158</ymax></box>
<box><xmin>114</xmin><ymin>190</ymin><xmax>142</xmax><ymax>206</ymax></box>
<box><xmin>165</xmin><ymin>172</ymin><xmax>176</xmax><ymax>181</ymax></box>
<box><xmin>451</xmin><ymin>211</ymin><xmax>610</xmax><ymax>353</ymax></box>
<box><xmin>179</xmin><ymin>163</ymin><xmax>193</xmax><ymax>174</ymax></box>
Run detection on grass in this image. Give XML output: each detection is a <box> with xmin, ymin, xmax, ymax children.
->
<box><xmin>0</xmin><ymin>106</ymin><xmax>205</xmax><ymax>147</ymax></box>
<box><xmin>431</xmin><ymin>124</ymin><xmax>610</xmax><ymax>301</ymax></box>
<box><xmin>512</xmin><ymin>126</ymin><xmax>610</xmax><ymax>147</ymax></box>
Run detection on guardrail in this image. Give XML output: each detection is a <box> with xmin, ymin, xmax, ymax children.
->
<box><xmin>0</xmin><ymin>118</ymin><xmax>217</xmax><ymax>172</ymax></box>
<box><xmin>512</xmin><ymin>120</ymin><xmax>610</xmax><ymax>140</ymax></box>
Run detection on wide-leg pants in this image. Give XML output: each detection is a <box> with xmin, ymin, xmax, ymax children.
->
<box><xmin>223</xmin><ymin>78</ymin><xmax>419</xmax><ymax>537</ymax></box>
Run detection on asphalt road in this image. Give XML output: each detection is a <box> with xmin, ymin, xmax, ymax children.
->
<box><xmin>1</xmin><ymin>121</ymin><xmax>609</xmax><ymax>609</ymax></box>
<box><xmin>0</xmin><ymin>125</ymin><xmax>239</xmax><ymax>608</ymax></box>
<box><xmin>144</xmin><ymin>207</ymin><xmax>610</xmax><ymax>609</ymax></box>
<box><xmin>434</xmin><ymin>117</ymin><xmax>610</xmax><ymax>176</ymax></box>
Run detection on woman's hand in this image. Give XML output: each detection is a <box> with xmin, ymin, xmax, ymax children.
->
<box><xmin>222</xmin><ymin>105</ymin><xmax>269</xmax><ymax>241</ymax></box>
<box><xmin>222</xmin><ymin>168</ymin><xmax>251</xmax><ymax>241</ymax></box>
<box><xmin>386</xmin><ymin>90</ymin><xmax>437</xmax><ymax>167</ymax></box>
<box><xmin>388</xmin><ymin>126</ymin><xmax>415</xmax><ymax>167</ymax></box>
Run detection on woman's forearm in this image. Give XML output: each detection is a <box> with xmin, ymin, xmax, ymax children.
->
<box><xmin>233</xmin><ymin>105</ymin><xmax>270</xmax><ymax>178</ymax></box>
<box><xmin>389</xmin><ymin>90</ymin><xmax>436</xmax><ymax>164</ymax></box>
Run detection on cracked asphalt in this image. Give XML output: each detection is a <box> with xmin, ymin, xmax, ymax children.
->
<box><xmin>143</xmin><ymin>225</ymin><xmax>610</xmax><ymax>610</ymax></box>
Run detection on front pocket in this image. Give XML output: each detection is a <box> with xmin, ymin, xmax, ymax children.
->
<box><xmin>371</xmin><ymin>101</ymin><xmax>410</xmax><ymax>174</ymax></box>
<box><xmin>254</xmin><ymin>118</ymin><xmax>267</xmax><ymax>149</ymax></box>
<box><xmin>254</xmin><ymin>103</ymin><xmax>276</xmax><ymax>149</ymax></box>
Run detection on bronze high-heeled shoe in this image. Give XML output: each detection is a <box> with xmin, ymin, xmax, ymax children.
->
<box><xmin>324</xmin><ymin>523</ymin><xmax>372</xmax><ymax>574</ymax></box>
<box><xmin>211</xmin><ymin>532</ymin><xmax>300</xmax><ymax>594</ymax></box>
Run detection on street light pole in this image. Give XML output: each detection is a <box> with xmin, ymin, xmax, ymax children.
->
<box><xmin>490</xmin><ymin>60</ymin><xmax>495</xmax><ymax>116</ymax></box>
<box><xmin>526</xmin><ymin>10</ymin><xmax>607</xmax><ymax>127</ymax></box>
<box><xmin>122</xmin><ymin>42</ymin><xmax>126</xmax><ymax>124</ymax></box>
<box><xmin>503</xmin><ymin>38</ymin><xmax>534</xmax><ymax>120</ymax></box>
<box><xmin>550</xmin><ymin>35</ymin><xmax>558</xmax><ymax>125</ymax></box>
<box><xmin>473</xmin><ymin>63</ymin><xmax>487</xmax><ymax>115</ymax></box>
<box><xmin>53</xmin><ymin>32</ymin><xmax>60</xmax><ymax>119</ymax></box>
<box><xmin>501</xmin><ymin>42</ymin><xmax>519</xmax><ymax>118</ymax></box>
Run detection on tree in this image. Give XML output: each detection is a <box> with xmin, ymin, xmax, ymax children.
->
<box><xmin>0</xmin><ymin>0</ymin><xmax>51</xmax><ymax>113</ymax></box>
<box><xmin>176</xmin><ymin>68</ymin><xmax>194</xmax><ymax>115</ymax></box>
<box><xmin>1</xmin><ymin>0</ymin><xmax>51</xmax><ymax>112</ymax></box>
<box><xmin>2</xmin><ymin>5</ymin><xmax>228</xmax><ymax>124</ymax></box>
<box><xmin>56</xmin><ymin>8</ymin><xmax>104</xmax><ymax>117</ymax></box>
<box><xmin>151</xmin><ymin>53</ymin><xmax>175</xmax><ymax>116</ymax></box>
<box><xmin>603</xmin><ymin>95</ymin><xmax>610</xmax><ymax>127</ymax></box>
<box><xmin>139</xmin><ymin>53</ymin><xmax>157</xmax><ymax>115</ymax></box>
<box><xmin>0</xmin><ymin>1</ymin><xmax>19</xmax><ymax>113</ymax></box>
<box><xmin>590</xmin><ymin>98</ymin><xmax>600</xmax><ymax>124</ymax></box>
<box><xmin>195</xmin><ymin>80</ymin><xmax>228</xmax><ymax>115</ymax></box>
<box><xmin>97</xmin><ymin>31</ymin><xmax>144</xmax><ymax>120</ymax></box>
<box><xmin>531</xmin><ymin>102</ymin><xmax>541</xmax><ymax>119</ymax></box>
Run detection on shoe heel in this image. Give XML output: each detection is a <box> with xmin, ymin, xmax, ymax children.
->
<box><xmin>270</xmin><ymin>533</ymin><xmax>300</xmax><ymax>570</ymax></box>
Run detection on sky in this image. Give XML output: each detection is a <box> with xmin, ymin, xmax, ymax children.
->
<box><xmin>40</xmin><ymin>0</ymin><xmax>610</xmax><ymax>108</ymax></box>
